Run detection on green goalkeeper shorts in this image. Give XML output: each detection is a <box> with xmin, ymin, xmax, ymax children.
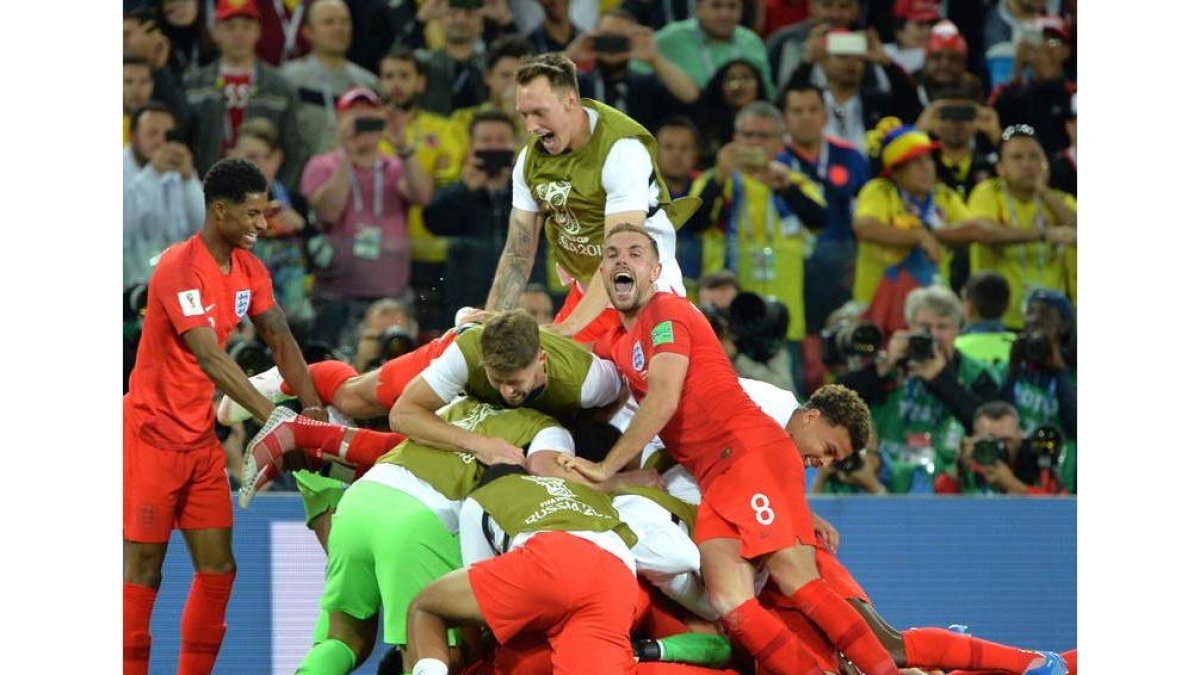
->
<box><xmin>319</xmin><ymin>479</ymin><xmax>462</xmax><ymax>645</ymax></box>
<box><xmin>294</xmin><ymin>469</ymin><xmax>348</xmax><ymax>528</ymax></box>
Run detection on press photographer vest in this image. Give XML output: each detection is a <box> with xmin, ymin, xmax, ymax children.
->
<box><xmin>376</xmin><ymin>398</ymin><xmax>560</xmax><ymax>499</ymax></box>
<box><xmin>521</xmin><ymin>99</ymin><xmax>698</xmax><ymax>282</ymax></box>
<box><xmin>472</xmin><ymin>474</ymin><xmax>638</xmax><ymax>549</ymax></box>
<box><xmin>616</xmin><ymin>486</ymin><xmax>698</xmax><ymax>536</ymax></box>
<box><xmin>454</xmin><ymin>325</ymin><xmax>594</xmax><ymax>422</ymax></box>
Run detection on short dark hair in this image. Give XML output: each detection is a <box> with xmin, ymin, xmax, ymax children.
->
<box><xmin>974</xmin><ymin>400</ymin><xmax>1019</xmax><ymax>425</ymax></box>
<box><xmin>605</xmin><ymin>223</ymin><xmax>659</xmax><ymax>259</ymax></box>
<box><xmin>516</xmin><ymin>53</ymin><xmax>579</xmax><ymax>94</ymax></box>
<box><xmin>469</xmin><ymin>108</ymin><xmax>517</xmax><ymax>139</ymax></box>
<box><xmin>806</xmin><ymin>384</ymin><xmax>873</xmax><ymax>452</ymax></box>
<box><xmin>480</xmin><ymin>310</ymin><xmax>542</xmax><ymax>372</ymax></box>
<box><xmin>487</xmin><ymin>35</ymin><xmax>535</xmax><ymax>70</ymax></box>
<box><xmin>698</xmin><ymin>270</ymin><xmax>739</xmax><ymax>292</ymax></box>
<box><xmin>962</xmin><ymin>272</ymin><xmax>1010</xmax><ymax>321</ymax></box>
<box><xmin>203</xmin><ymin>158</ymin><xmax>269</xmax><ymax>207</ymax></box>
<box><xmin>380</xmin><ymin>45</ymin><xmax>423</xmax><ymax>76</ymax></box>
<box><xmin>656</xmin><ymin>115</ymin><xmax>701</xmax><ymax>146</ymax></box>
<box><xmin>777</xmin><ymin>82</ymin><xmax>825</xmax><ymax>110</ymax></box>
<box><xmin>130</xmin><ymin>100</ymin><xmax>176</xmax><ymax>133</ymax></box>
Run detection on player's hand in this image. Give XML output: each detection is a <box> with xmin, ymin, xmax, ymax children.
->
<box><xmin>811</xmin><ymin>513</ymin><xmax>840</xmax><ymax>554</ymax></box>
<box><xmin>610</xmin><ymin>468</ymin><xmax>666</xmax><ymax>491</ymax></box>
<box><xmin>557</xmin><ymin>454</ymin><xmax>615</xmax><ymax>483</ymax></box>
<box><xmin>300</xmin><ymin>406</ymin><xmax>329</xmax><ymax>423</ymax></box>
<box><xmin>471</xmin><ymin>435</ymin><xmax>525</xmax><ymax>466</ymax></box>
<box><xmin>456</xmin><ymin>307</ymin><xmax>496</xmax><ymax>326</ymax></box>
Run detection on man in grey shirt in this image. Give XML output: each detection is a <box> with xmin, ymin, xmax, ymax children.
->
<box><xmin>281</xmin><ymin>0</ymin><xmax>378</xmax><ymax>160</ymax></box>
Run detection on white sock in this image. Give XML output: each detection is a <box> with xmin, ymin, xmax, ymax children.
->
<box><xmin>412</xmin><ymin>657</ymin><xmax>449</xmax><ymax>675</ymax></box>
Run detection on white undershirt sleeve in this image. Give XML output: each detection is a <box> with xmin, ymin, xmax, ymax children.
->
<box><xmin>511</xmin><ymin>146</ymin><xmax>538</xmax><ymax>212</ymax></box>
<box><xmin>421</xmin><ymin>343</ymin><xmax>470</xmax><ymax>404</ymax></box>
<box><xmin>601</xmin><ymin>138</ymin><xmax>658</xmax><ymax>214</ymax></box>
<box><xmin>526</xmin><ymin>425</ymin><xmax>575</xmax><ymax>456</ymax></box>
<box><xmin>580</xmin><ymin>355</ymin><xmax>623</xmax><ymax>408</ymax></box>
<box><xmin>458</xmin><ymin>498</ymin><xmax>495</xmax><ymax>568</ymax></box>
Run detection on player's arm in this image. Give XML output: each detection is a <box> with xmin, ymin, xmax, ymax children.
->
<box><xmin>484</xmin><ymin>207</ymin><xmax>542</xmax><ymax>311</ymax></box>
<box><xmin>251</xmin><ymin>304</ymin><xmax>325</xmax><ymax>418</ymax></box>
<box><xmin>182</xmin><ymin>327</ymin><xmax>276</xmax><ymax>424</ymax></box>
<box><xmin>389</xmin><ymin>374</ymin><xmax>524</xmax><ymax>464</ymax></box>
<box><xmin>560</xmin><ymin>351</ymin><xmax>688</xmax><ymax>482</ymax></box>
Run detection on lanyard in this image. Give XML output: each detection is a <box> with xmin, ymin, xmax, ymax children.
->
<box><xmin>312</xmin><ymin>56</ymin><xmax>336</xmax><ymax>116</ymax></box>
<box><xmin>725</xmin><ymin>172</ymin><xmax>779</xmax><ymax>277</ymax></box>
<box><xmin>349</xmin><ymin>160</ymin><xmax>385</xmax><ymax>219</ymax></box>
<box><xmin>274</xmin><ymin>0</ymin><xmax>306</xmax><ymax>62</ymax></box>
<box><xmin>1002</xmin><ymin>185</ymin><xmax>1051</xmax><ymax>270</ymax></box>
<box><xmin>695</xmin><ymin>25</ymin><xmax>740</xmax><ymax>81</ymax></box>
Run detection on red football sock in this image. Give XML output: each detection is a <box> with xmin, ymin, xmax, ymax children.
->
<box><xmin>1062</xmin><ymin>649</ymin><xmax>1076</xmax><ymax>674</ymax></box>
<box><xmin>178</xmin><ymin>571</ymin><xmax>235</xmax><ymax>675</ymax></box>
<box><xmin>124</xmin><ymin>582</ymin><xmax>157</xmax><ymax>675</ymax></box>
<box><xmin>789</xmin><ymin>579</ymin><xmax>898</xmax><ymax>675</ymax></box>
<box><xmin>339</xmin><ymin>429</ymin><xmax>406</xmax><ymax>466</ymax></box>
<box><xmin>281</xmin><ymin>360</ymin><xmax>357</xmax><ymax>402</ymax></box>
<box><xmin>902</xmin><ymin>627</ymin><xmax>1040</xmax><ymax>672</ymax></box>
<box><xmin>284</xmin><ymin>419</ymin><xmax>404</xmax><ymax>466</ymax></box>
<box><xmin>720</xmin><ymin>599</ymin><xmax>823</xmax><ymax>675</ymax></box>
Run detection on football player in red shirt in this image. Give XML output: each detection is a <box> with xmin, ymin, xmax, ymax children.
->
<box><xmin>123</xmin><ymin>158</ymin><xmax>326</xmax><ymax>675</ymax></box>
<box><xmin>560</xmin><ymin>223</ymin><xmax>899</xmax><ymax>675</ymax></box>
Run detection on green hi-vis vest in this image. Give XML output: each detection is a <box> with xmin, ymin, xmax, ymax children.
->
<box><xmin>616</xmin><ymin>486</ymin><xmax>697</xmax><ymax>537</ymax></box>
<box><xmin>954</xmin><ymin>332</ymin><xmax>1017</xmax><ymax>373</ymax></box>
<box><xmin>522</xmin><ymin>99</ymin><xmax>701</xmax><ymax>281</ymax></box>
<box><xmin>454</xmin><ymin>325</ymin><xmax>595</xmax><ymax>422</ymax></box>
<box><xmin>377</xmin><ymin>398</ymin><xmax>562</xmax><ymax>500</ymax></box>
<box><xmin>472</xmin><ymin>474</ymin><xmax>638</xmax><ymax>550</ymax></box>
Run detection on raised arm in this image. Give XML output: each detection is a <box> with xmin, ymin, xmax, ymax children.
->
<box><xmin>485</xmin><ymin>207</ymin><xmax>542</xmax><ymax>311</ymax></box>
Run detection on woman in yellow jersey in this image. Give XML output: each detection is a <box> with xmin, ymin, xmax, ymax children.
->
<box><xmin>967</xmin><ymin>124</ymin><xmax>1077</xmax><ymax>329</ymax></box>
<box><xmin>851</xmin><ymin>117</ymin><xmax>1025</xmax><ymax>333</ymax></box>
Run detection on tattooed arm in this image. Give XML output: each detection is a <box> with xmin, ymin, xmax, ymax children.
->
<box><xmin>485</xmin><ymin>207</ymin><xmax>543</xmax><ymax>311</ymax></box>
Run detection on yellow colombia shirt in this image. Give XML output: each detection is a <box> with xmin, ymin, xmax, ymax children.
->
<box><xmin>966</xmin><ymin>178</ymin><xmax>1077</xmax><ymax>328</ymax></box>
<box><xmin>379</xmin><ymin>109</ymin><xmax>466</xmax><ymax>264</ymax></box>
<box><xmin>852</xmin><ymin>178</ymin><xmax>970</xmax><ymax>305</ymax></box>
<box><xmin>691</xmin><ymin>169</ymin><xmax>826</xmax><ymax>340</ymax></box>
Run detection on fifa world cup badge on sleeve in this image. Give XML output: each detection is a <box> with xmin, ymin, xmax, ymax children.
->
<box><xmin>235</xmin><ymin>290</ymin><xmax>252</xmax><ymax>318</ymax></box>
<box><xmin>179</xmin><ymin>289</ymin><xmax>204</xmax><ymax>316</ymax></box>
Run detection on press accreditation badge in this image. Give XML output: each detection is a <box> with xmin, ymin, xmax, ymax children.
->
<box><xmin>353</xmin><ymin>223</ymin><xmax>382</xmax><ymax>260</ymax></box>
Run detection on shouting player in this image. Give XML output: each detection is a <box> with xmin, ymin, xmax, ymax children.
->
<box><xmin>123</xmin><ymin>158</ymin><xmax>325</xmax><ymax>675</ymax></box>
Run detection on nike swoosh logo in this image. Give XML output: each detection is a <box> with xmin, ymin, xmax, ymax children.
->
<box><xmin>204</xmin><ymin>304</ymin><xmax>216</xmax><ymax>312</ymax></box>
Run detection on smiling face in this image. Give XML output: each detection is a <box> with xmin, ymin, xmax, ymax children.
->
<box><xmin>516</xmin><ymin>75</ymin><xmax>580</xmax><ymax>155</ymax></box>
<box><xmin>214</xmin><ymin>191</ymin><xmax>271</xmax><ymax>250</ymax></box>
<box><xmin>784</xmin><ymin>408</ymin><xmax>854</xmax><ymax>468</ymax></box>
<box><xmin>601</xmin><ymin>229</ymin><xmax>662</xmax><ymax>315</ymax></box>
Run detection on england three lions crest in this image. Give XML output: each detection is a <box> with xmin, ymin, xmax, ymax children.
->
<box><xmin>535</xmin><ymin>180</ymin><xmax>582</xmax><ymax>235</ymax></box>
<box><xmin>234</xmin><ymin>290</ymin><xmax>251</xmax><ymax>318</ymax></box>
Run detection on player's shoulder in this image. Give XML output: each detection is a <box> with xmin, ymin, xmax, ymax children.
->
<box><xmin>148</xmin><ymin>236</ymin><xmax>201</xmax><ymax>280</ymax></box>
<box><xmin>644</xmin><ymin>292</ymin><xmax>702</xmax><ymax>326</ymax></box>
<box><xmin>232</xmin><ymin>247</ymin><xmax>271</xmax><ymax>276</ymax></box>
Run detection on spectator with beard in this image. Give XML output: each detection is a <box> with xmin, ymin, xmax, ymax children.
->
<box><xmin>912</xmin><ymin>20</ymin><xmax>983</xmax><ymax>106</ymax></box>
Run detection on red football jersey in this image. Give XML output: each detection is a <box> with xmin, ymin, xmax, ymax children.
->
<box><xmin>127</xmin><ymin>235</ymin><xmax>275</xmax><ymax>451</ymax></box>
<box><xmin>605</xmin><ymin>292</ymin><xmax>791</xmax><ymax>487</ymax></box>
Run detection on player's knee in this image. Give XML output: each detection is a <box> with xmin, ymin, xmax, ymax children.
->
<box><xmin>706</xmin><ymin>585</ymin><xmax>752</xmax><ymax>618</ymax></box>
<box><xmin>124</xmin><ymin>544</ymin><xmax>167</xmax><ymax>588</ymax></box>
<box><xmin>196</xmin><ymin>557</ymin><xmax>237</xmax><ymax>576</ymax></box>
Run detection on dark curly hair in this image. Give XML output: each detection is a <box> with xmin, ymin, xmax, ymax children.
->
<box><xmin>202</xmin><ymin>157</ymin><xmax>268</xmax><ymax>207</ymax></box>
<box><xmin>806</xmin><ymin>384</ymin><xmax>873</xmax><ymax>452</ymax></box>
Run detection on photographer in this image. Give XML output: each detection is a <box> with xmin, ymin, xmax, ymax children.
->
<box><xmin>702</xmin><ymin>295</ymin><xmax>796</xmax><ymax>393</ymax></box>
<box><xmin>352</xmin><ymin>298</ymin><xmax>419</xmax><ymax>373</ymax></box>
<box><xmin>839</xmin><ymin>285</ymin><xmax>1001</xmax><ymax>490</ymax></box>
<box><xmin>936</xmin><ymin>401</ymin><xmax>1068</xmax><ymax>495</ymax></box>
<box><xmin>425</xmin><ymin>109</ymin><xmax>547</xmax><ymax>327</ymax></box>
<box><xmin>812</xmin><ymin>429</ymin><xmax>889</xmax><ymax>495</ymax></box>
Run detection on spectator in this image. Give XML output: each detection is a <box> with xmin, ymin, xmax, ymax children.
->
<box><xmin>883</xmin><ymin>0</ymin><xmax>941</xmax><ymax>75</ymax></box>
<box><xmin>253</xmin><ymin>0</ymin><xmax>313</xmax><ymax>65</ymax></box>
<box><xmin>511</xmin><ymin>0</ymin><xmax>596</xmax><ymax>34</ymax></box>
<box><xmin>352</xmin><ymin>297</ymin><xmax>419</xmax><ymax>372</ymax></box>
<box><xmin>936</xmin><ymin>400</ymin><xmax>1068</xmax><ymax>495</ymax></box>
<box><xmin>696</xmin><ymin>269</ymin><xmax>739</xmax><ymax>310</ymax></box>
<box><xmin>694</xmin><ymin>58</ymin><xmax>770</xmax><ymax>166</ymax></box>
<box><xmin>124</xmin><ymin>56</ymin><xmax>155</xmax><ymax>145</ymax></box>
<box><xmin>838</xmin><ymin>285</ymin><xmax>1002</xmax><ymax>493</ymax></box>
<box><xmin>300</xmin><ymin>87</ymin><xmax>434</xmax><ymax>353</ymax></box>
<box><xmin>618</xmin><ymin>0</ymin><xmax>692</xmax><ymax>31</ymax></box>
<box><xmin>183</xmin><ymin>0</ymin><xmax>307</xmax><ymax>188</ymax></box>
<box><xmin>811</xmin><ymin>429</ymin><xmax>891</xmax><ymax>494</ymax></box>
<box><xmin>914</xmin><ymin>20</ymin><xmax>982</xmax><ymax>106</ymax></box>
<box><xmin>449</xmin><ymin>35</ymin><xmax>535</xmax><ymax>145</ymax></box>
<box><xmin>519</xmin><ymin>283</ymin><xmax>556</xmax><ymax>325</ymax></box>
<box><xmin>767</xmin><ymin>0</ymin><xmax>861</xmax><ymax>94</ymax></box>
<box><xmin>785</xmin><ymin>28</ymin><xmax>922</xmax><ymax>151</ymax></box>
<box><xmin>648</xmin><ymin>0</ymin><xmax>774</xmax><ymax>98</ymax></box>
<box><xmin>1002</xmin><ymin>289</ymin><xmax>1076</xmax><ymax>490</ymax></box>
<box><xmin>852</xmin><ymin>117</ymin><xmax>994</xmax><ymax>332</ymax></box>
<box><xmin>572</xmin><ymin>8</ymin><xmax>700</xmax><ymax>133</ymax></box>
<box><xmin>990</xmin><ymin>16</ymin><xmax>1075</xmax><ymax>156</ymax></box>
<box><xmin>953</xmin><ymin>270</ymin><xmax>1016</xmax><ymax>372</ymax></box>
<box><xmin>123</xmin><ymin>7</ymin><xmax>190</xmax><ymax>125</ymax></box>
<box><xmin>123</xmin><ymin>102</ymin><xmax>205</xmax><ymax>287</ymax></box>
<box><xmin>229</xmin><ymin>117</ymin><xmax>315</xmax><ymax>326</ymax></box>
<box><xmin>685</xmin><ymin>101</ymin><xmax>826</xmax><ymax>342</ymax></box>
<box><xmin>416</xmin><ymin>1</ymin><xmax>490</xmax><ymax>116</ymax></box>
<box><xmin>1048</xmin><ymin>92</ymin><xmax>1076</xmax><ymax>196</ymax></box>
<box><xmin>656</xmin><ymin>116</ymin><xmax>704</xmax><ymax>283</ymax></box>
<box><xmin>702</xmin><ymin>299</ymin><xmax>797</xmax><ymax>393</ymax></box>
<box><xmin>777</xmin><ymin>82</ymin><xmax>870</xmax><ymax>333</ymax></box>
<box><xmin>377</xmin><ymin>46</ymin><xmax>468</xmax><ymax>333</ymax></box>
<box><xmin>281</xmin><ymin>0</ymin><xmax>379</xmax><ymax>160</ymax></box>
<box><xmin>526</xmin><ymin>0</ymin><xmax>582</xmax><ymax>53</ymax></box>
<box><xmin>157</xmin><ymin>0</ymin><xmax>217</xmax><ymax>77</ymax></box>
<box><xmin>424</xmin><ymin>110</ymin><xmax>548</xmax><ymax>328</ymax></box>
<box><xmin>417</xmin><ymin>0</ymin><xmax>521</xmax><ymax>50</ymax></box>
<box><xmin>967</xmin><ymin>124</ymin><xmax>1076</xmax><ymax>328</ymax></box>
<box><xmin>981</xmin><ymin>0</ymin><xmax>1045</xmax><ymax>87</ymax></box>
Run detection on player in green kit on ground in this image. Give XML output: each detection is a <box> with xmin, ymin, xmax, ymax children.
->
<box><xmin>485</xmin><ymin>52</ymin><xmax>700</xmax><ymax>343</ymax></box>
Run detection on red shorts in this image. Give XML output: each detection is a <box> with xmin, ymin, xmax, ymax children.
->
<box><xmin>693</xmin><ymin>440</ymin><xmax>817</xmax><ymax>560</ymax></box>
<box><xmin>376</xmin><ymin>329</ymin><xmax>459</xmax><ymax>408</ymax></box>
<box><xmin>123</xmin><ymin>412</ymin><xmax>232</xmax><ymax>543</ymax></box>
<box><xmin>555</xmin><ymin>283</ymin><xmax>623</xmax><ymax>345</ymax></box>
<box><xmin>468</xmin><ymin>532</ymin><xmax>639</xmax><ymax>675</ymax></box>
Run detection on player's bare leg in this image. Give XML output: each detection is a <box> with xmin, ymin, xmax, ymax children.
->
<box><xmin>407</xmin><ymin>570</ymin><xmax>485</xmax><ymax>675</ymax></box>
<box><xmin>176</xmin><ymin>528</ymin><xmax>236</xmax><ymax>675</ymax></box>
<box><xmin>328</xmin><ymin>371</ymin><xmax>390</xmax><ymax>419</ymax></box>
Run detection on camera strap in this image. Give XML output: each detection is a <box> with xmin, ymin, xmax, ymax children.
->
<box><xmin>1001</xmin><ymin>184</ymin><xmax>1050</xmax><ymax>269</ymax></box>
<box><xmin>348</xmin><ymin>159</ymin><xmax>386</xmax><ymax>219</ymax></box>
<box><xmin>481</xmin><ymin>511</ymin><xmax>511</xmax><ymax>557</ymax></box>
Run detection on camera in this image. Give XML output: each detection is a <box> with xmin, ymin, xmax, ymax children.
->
<box><xmin>354</xmin><ymin>117</ymin><xmax>387</xmax><ymax>135</ymax></box>
<box><xmin>833</xmin><ymin>449</ymin><xmax>864</xmax><ymax>474</ymax></box>
<box><xmin>906</xmin><ymin>331</ymin><xmax>936</xmax><ymax>362</ymax></box>
<box><xmin>378</xmin><ymin>325</ymin><xmax>416</xmax><ymax>363</ymax></box>
<box><xmin>820</xmin><ymin>320</ymin><xmax>883</xmax><ymax>365</ymax></box>
<box><xmin>727</xmin><ymin>292</ymin><xmax>789</xmax><ymax>363</ymax></box>
<box><xmin>939</xmin><ymin>105</ymin><xmax>978</xmax><ymax>122</ymax></box>
<box><xmin>1025</xmin><ymin>425</ymin><xmax>1063</xmax><ymax>470</ymax></box>
<box><xmin>1016</xmin><ymin>331</ymin><xmax>1052</xmax><ymax>368</ymax></box>
<box><xmin>475</xmin><ymin>149</ymin><xmax>515</xmax><ymax>177</ymax></box>
<box><xmin>592</xmin><ymin>33</ymin><xmax>631</xmax><ymax>54</ymax></box>
<box><xmin>972</xmin><ymin>436</ymin><xmax>1007</xmax><ymax>466</ymax></box>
